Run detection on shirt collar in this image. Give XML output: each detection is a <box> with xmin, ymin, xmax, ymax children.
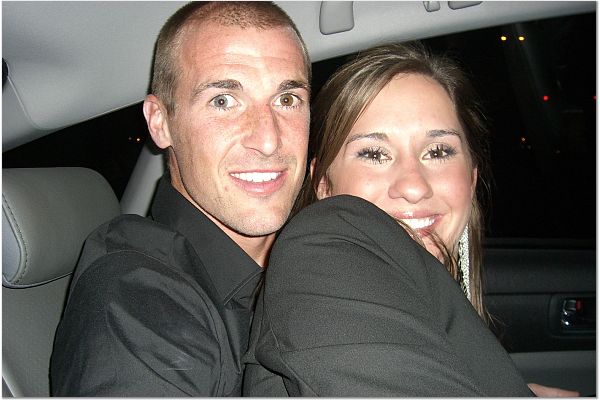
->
<box><xmin>150</xmin><ymin>174</ymin><xmax>263</xmax><ymax>306</ymax></box>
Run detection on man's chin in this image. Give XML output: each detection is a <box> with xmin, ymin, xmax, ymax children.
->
<box><xmin>229</xmin><ymin>213</ymin><xmax>290</xmax><ymax>238</ymax></box>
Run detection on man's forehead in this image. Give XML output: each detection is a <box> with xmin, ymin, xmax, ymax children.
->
<box><xmin>177</xmin><ymin>23</ymin><xmax>307</xmax><ymax>80</ymax></box>
<box><xmin>181</xmin><ymin>21</ymin><xmax>303</xmax><ymax>57</ymax></box>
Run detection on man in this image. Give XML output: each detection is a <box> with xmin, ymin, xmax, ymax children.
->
<box><xmin>50</xmin><ymin>2</ymin><xmax>310</xmax><ymax>396</ymax></box>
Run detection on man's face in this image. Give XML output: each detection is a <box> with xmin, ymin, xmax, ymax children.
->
<box><xmin>164</xmin><ymin>22</ymin><xmax>309</xmax><ymax>240</ymax></box>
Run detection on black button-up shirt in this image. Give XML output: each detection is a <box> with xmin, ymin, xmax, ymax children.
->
<box><xmin>51</xmin><ymin>175</ymin><xmax>263</xmax><ymax>396</ymax></box>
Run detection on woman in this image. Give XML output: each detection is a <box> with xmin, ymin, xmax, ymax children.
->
<box><xmin>300</xmin><ymin>42</ymin><xmax>489</xmax><ymax>320</ymax></box>
<box><xmin>243</xmin><ymin>43</ymin><xmax>575</xmax><ymax>397</ymax></box>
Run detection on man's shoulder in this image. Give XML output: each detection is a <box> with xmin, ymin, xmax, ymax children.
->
<box><xmin>74</xmin><ymin>214</ymin><xmax>204</xmax><ymax>287</ymax></box>
<box><xmin>83</xmin><ymin>214</ymin><xmax>178</xmax><ymax>260</ymax></box>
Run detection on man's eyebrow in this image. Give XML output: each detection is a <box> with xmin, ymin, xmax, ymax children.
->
<box><xmin>191</xmin><ymin>79</ymin><xmax>242</xmax><ymax>102</ymax></box>
<box><xmin>346</xmin><ymin>132</ymin><xmax>389</xmax><ymax>144</ymax></box>
<box><xmin>278</xmin><ymin>80</ymin><xmax>310</xmax><ymax>93</ymax></box>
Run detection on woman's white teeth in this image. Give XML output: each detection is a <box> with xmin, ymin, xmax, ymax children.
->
<box><xmin>231</xmin><ymin>172</ymin><xmax>279</xmax><ymax>183</ymax></box>
<box><xmin>401</xmin><ymin>217</ymin><xmax>434</xmax><ymax>230</ymax></box>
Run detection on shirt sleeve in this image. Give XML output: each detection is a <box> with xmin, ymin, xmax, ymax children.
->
<box><xmin>253</xmin><ymin>195</ymin><xmax>532</xmax><ymax>397</ymax></box>
<box><xmin>51</xmin><ymin>251</ymin><xmax>224</xmax><ymax>396</ymax></box>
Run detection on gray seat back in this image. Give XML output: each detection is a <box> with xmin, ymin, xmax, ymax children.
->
<box><xmin>2</xmin><ymin>167</ymin><xmax>120</xmax><ymax>397</ymax></box>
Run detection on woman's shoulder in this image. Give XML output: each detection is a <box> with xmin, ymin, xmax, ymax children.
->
<box><xmin>299</xmin><ymin>194</ymin><xmax>386</xmax><ymax>217</ymax></box>
<box><xmin>273</xmin><ymin>195</ymin><xmax>433</xmax><ymax>279</ymax></box>
<box><xmin>286</xmin><ymin>195</ymin><xmax>396</xmax><ymax>234</ymax></box>
<box><xmin>281</xmin><ymin>195</ymin><xmax>413</xmax><ymax>249</ymax></box>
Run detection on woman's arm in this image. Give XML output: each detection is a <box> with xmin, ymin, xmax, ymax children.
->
<box><xmin>256</xmin><ymin>195</ymin><xmax>532</xmax><ymax>397</ymax></box>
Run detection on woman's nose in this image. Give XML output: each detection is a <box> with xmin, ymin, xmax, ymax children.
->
<box><xmin>387</xmin><ymin>160</ymin><xmax>433</xmax><ymax>203</ymax></box>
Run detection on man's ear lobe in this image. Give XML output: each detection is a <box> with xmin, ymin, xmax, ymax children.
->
<box><xmin>143</xmin><ymin>94</ymin><xmax>172</xmax><ymax>149</ymax></box>
<box><xmin>309</xmin><ymin>158</ymin><xmax>317</xmax><ymax>179</ymax></box>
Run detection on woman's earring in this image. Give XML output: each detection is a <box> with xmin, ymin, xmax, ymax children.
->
<box><xmin>458</xmin><ymin>225</ymin><xmax>471</xmax><ymax>301</ymax></box>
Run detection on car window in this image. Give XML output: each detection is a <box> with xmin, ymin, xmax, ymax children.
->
<box><xmin>3</xmin><ymin>103</ymin><xmax>149</xmax><ymax>199</ymax></box>
<box><xmin>311</xmin><ymin>12</ymin><xmax>595</xmax><ymax>243</ymax></box>
<box><xmin>429</xmin><ymin>12</ymin><xmax>595</xmax><ymax>243</ymax></box>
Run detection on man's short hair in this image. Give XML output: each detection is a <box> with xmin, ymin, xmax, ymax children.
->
<box><xmin>151</xmin><ymin>1</ymin><xmax>311</xmax><ymax>116</ymax></box>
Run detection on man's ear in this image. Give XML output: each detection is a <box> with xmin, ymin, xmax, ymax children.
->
<box><xmin>143</xmin><ymin>94</ymin><xmax>172</xmax><ymax>149</ymax></box>
<box><xmin>310</xmin><ymin>158</ymin><xmax>331</xmax><ymax>200</ymax></box>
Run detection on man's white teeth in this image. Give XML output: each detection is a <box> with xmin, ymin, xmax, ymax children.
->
<box><xmin>231</xmin><ymin>172</ymin><xmax>279</xmax><ymax>183</ymax></box>
<box><xmin>400</xmin><ymin>217</ymin><xmax>434</xmax><ymax>230</ymax></box>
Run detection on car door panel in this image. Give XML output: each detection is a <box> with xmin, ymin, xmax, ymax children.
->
<box><xmin>484</xmin><ymin>246</ymin><xmax>595</xmax><ymax>395</ymax></box>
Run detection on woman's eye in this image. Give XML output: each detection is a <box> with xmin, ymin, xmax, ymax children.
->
<box><xmin>424</xmin><ymin>144</ymin><xmax>456</xmax><ymax>160</ymax></box>
<box><xmin>274</xmin><ymin>93</ymin><xmax>301</xmax><ymax>108</ymax></box>
<box><xmin>357</xmin><ymin>147</ymin><xmax>391</xmax><ymax>164</ymax></box>
<box><xmin>210</xmin><ymin>94</ymin><xmax>237</xmax><ymax>109</ymax></box>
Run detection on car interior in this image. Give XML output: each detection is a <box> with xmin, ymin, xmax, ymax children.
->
<box><xmin>3</xmin><ymin>168</ymin><xmax>120</xmax><ymax>396</ymax></box>
<box><xmin>2</xmin><ymin>1</ymin><xmax>596</xmax><ymax>397</ymax></box>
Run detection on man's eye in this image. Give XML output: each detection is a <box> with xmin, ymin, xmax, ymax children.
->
<box><xmin>274</xmin><ymin>93</ymin><xmax>301</xmax><ymax>108</ymax></box>
<box><xmin>210</xmin><ymin>94</ymin><xmax>237</xmax><ymax>109</ymax></box>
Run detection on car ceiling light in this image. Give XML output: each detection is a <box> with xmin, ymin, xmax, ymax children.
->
<box><xmin>319</xmin><ymin>1</ymin><xmax>354</xmax><ymax>35</ymax></box>
<box><xmin>423</xmin><ymin>1</ymin><xmax>441</xmax><ymax>12</ymax></box>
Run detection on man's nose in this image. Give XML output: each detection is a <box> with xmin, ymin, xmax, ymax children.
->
<box><xmin>241</xmin><ymin>106</ymin><xmax>281</xmax><ymax>156</ymax></box>
<box><xmin>387</xmin><ymin>160</ymin><xmax>433</xmax><ymax>204</ymax></box>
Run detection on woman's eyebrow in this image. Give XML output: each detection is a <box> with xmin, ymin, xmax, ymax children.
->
<box><xmin>346</xmin><ymin>132</ymin><xmax>389</xmax><ymax>144</ymax></box>
<box><xmin>346</xmin><ymin>129</ymin><xmax>462</xmax><ymax>145</ymax></box>
<box><xmin>427</xmin><ymin>129</ymin><xmax>462</xmax><ymax>139</ymax></box>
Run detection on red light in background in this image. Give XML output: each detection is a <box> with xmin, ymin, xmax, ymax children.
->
<box><xmin>542</xmin><ymin>95</ymin><xmax>549</xmax><ymax>102</ymax></box>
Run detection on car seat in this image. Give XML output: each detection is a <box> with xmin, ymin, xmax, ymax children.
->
<box><xmin>2</xmin><ymin>167</ymin><xmax>120</xmax><ymax>397</ymax></box>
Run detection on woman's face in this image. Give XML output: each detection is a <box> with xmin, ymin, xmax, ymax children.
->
<box><xmin>317</xmin><ymin>73</ymin><xmax>476</xmax><ymax>257</ymax></box>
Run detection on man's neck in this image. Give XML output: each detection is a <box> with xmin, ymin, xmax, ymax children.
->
<box><xmin>168</xmin><ymin>168</ymin><xmax>274</xmax><ymax>268</ymax></box>
<box><xmin>232</xmin><ymin>233</ymin><xmax>275</xmax><ymax>268</ymax></box>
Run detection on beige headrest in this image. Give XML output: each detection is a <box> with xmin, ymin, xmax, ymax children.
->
<box><xmin>3</xmin><ymin>168</ymin><xmax>120</xmax><ymax>288</ymax></box>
